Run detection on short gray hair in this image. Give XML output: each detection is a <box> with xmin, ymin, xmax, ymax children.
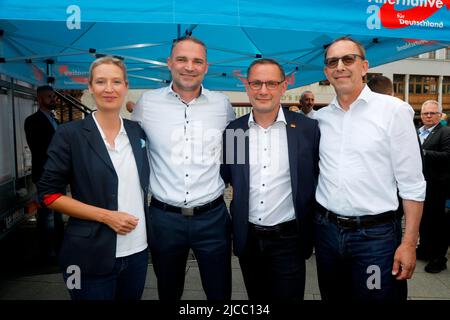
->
<box><xmin>421</xmin><ymin>100</ymin><xmax>442</xmax><ymax>113</ymax></box>
<box><xmin>300</xmin><ymin>90</ymin><xmax>314</xmax><ymax>101</ymax></box>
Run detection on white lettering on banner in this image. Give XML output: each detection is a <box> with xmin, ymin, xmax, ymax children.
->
<box><xmin>399</xmin><ymin>19</ymin><xmax>444</xmax><ymax>27</ymax></box>
<box><xmin>366</xmin><ymin>0</ymin><xmax>446</xmax><ymax>31</ymax></box>
<box><xmin>367</xmin><ymin>0</ymin><xmax>443</xmax><ymax>8</ymax></box>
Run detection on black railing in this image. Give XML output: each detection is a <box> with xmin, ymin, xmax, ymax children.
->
<box><xmin>54</xmin><ymin>90</ymin><xmax>94</xmax><ymax>117</ymax></box>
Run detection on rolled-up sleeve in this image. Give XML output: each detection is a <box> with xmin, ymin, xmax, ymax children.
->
<box><xmin>389</xmin><ymin>103</ymin><xmax>426</xmax><ymax>201</ymax></box>
<box><xmin>37</xmin><ymin>125</ymin><xmax>72</xmax><ymax>207</ymax></box>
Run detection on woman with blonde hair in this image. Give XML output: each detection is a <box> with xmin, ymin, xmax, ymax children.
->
<box><xmin>38</xmin><ymin>56</ymin><xmax>150</xmax><ymax>300</ymax></box>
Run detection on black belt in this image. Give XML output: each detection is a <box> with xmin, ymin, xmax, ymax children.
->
<box><xmin>249</xmin><ymin>219</ymin><xmax>298</xmax><ymax>237</ymax></box>
<box><xmin>316</xmin><ymin>203</ymin><xmax>398</xmax><ymax>229</ymax></box>
<box><xmin>150</xmin><ymin>196</ymin><xmax>224</xmax><ymax>216</ymax></box>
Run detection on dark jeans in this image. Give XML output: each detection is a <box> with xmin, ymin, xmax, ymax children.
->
<box><xmin>63</xmin><ymin>249</ymin><xmax>148</xmax><ymax>300</ymax></box>
<box><xmin>149</xmin><ymin>201</ymin><xmax>231</xmax><ymax>301</ymax></box>
<box><xmin>36</xmin><ymin>207</ymin><xmax>64</xmax><ymax>259</ymax></box>
<box><xmin>314</xmin><ymin>211</ymin><xmax>407</xmax><ymax>301</ymax></box>
<box><xmin>239</xmin><ymin>221</ymin><xmax>306</xmax><ymax>301</ymax></box>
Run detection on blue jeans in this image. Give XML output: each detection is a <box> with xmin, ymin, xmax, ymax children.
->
<box><xmin>63</xmin><ymin>249</ymin><xmax>148</xmax><ymax>300</ymax></box>
<box><xmin>314</xmin><ymin>211</ymin><xmax>407</xmax><ymax>301</ymax></box>
<box><xmin>149</xmin><ymin>201</ymin><xmax>231</xmax><ymax>301</ymax></box>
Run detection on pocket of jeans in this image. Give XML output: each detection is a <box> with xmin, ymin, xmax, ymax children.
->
<box><xmin>361</xmin><ymin>221</ymin><xmax>396</xmax><ymax>239</ymax></box>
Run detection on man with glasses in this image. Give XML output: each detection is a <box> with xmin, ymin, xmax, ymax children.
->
<box><xmin>221</xmin><ymin>58</ymin><xmax>320</xmax><ymax>300</ymax></box>
<box><xmin>314</xmin><ymin>37</ymin><xmax>426</xmax><ymax>300</ymax></box>
<box><xmin>416</xmin><ymin>100</ymin><xmax>450</xmax><ymax>273</ymax></box>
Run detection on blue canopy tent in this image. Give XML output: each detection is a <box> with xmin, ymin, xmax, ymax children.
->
<box><xmin>1</xmin><ymin>0</ymin><xmax>449</xmax><ymax>90</ymax></box>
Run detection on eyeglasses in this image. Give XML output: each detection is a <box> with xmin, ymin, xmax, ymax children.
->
<box><xmin>247</xmin><ymin>80</ymin><xmax>284</xmax><ymax>90</ymax></box>
<box><xmin>421</xmin><ymin>112</ymin><xmax>440</xmax><ymax>116</ymax></box>
<box><xmin>324</xmin><ymin>54</ymin><xmax>364</xmax><ymax>68</ymax></box>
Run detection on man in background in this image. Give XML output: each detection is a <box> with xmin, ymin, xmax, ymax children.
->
<box><xmin>24</xmin><ymin>85</ymin><xmax>64</xmax><ymax>265</ymax></box>
<box><xmin>367</xmin><ymin>75</ymin><xmax>393</xmax><ymax>96</ymax></box>
<box><xmin>417</xmin><ymin>100</ymin><xmax>450</xmax><ymax>273</ymax></box>
<box><xmin>299</xmin><ymin>91</ymin><xmax>316</xmax><ymax>118</ymax></box>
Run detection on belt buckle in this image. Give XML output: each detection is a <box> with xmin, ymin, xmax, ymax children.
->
<box><xmin>181</xmin><ymin>207</ymin><xmax>194</xmax><ymax>216</ymax></box>
<box><xmin>335</xmin><ymin>215</ymin><xmax>354</xmax><ymax>229</ymax></box>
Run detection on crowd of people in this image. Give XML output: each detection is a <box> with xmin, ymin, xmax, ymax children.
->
<box><xmin>26</xmin><ymin>35</ymin><xmax>449</xmax><ymax>301</ymax></box>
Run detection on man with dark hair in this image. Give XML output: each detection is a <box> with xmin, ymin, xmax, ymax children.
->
<box><xmin>132</xmin><ymin>36</ymin><xmax>235</xmax><ymax>300</ymax></box>
<box><xmin>222</xmin><ymin>58</ymin><xmax>319</xmax><ymax>301</ymax></box>
<box><xmin>314</xmin><ymin>37</ymin><xmax>425</xmax><ymax>300</ymax></box>
<box><xmin>24</xmin><ymin>85</ymin><xmax>64</xmax><ymax>264</ymax></box>
<box><xmin>367</xmin><ymin>75</ymin><xmax>394</xmax><ymax>96</ymax></box>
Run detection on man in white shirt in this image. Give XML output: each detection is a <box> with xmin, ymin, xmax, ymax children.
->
<box><xmin>299</xmin><ymin>91</ymin><xmax>316</xmax><ymax>118</ymax></box>
<box><xmin>222</xmin><ymin>59</ymin><xmax>320</xmax><ymax>301</ymax></box>
<box><xmin>314</xmin><ymin>37</ymin><xmax>426</xmax><ymax>301</ymax></box>
<box><xmin>132</xmin><ymin>36</ymin><xmax>235</xmax><ymax>300</ymax></box>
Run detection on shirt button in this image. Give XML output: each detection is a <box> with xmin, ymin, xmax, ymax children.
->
<box><xmin>263</xmin><ymin>166</ymin><xmax>266</xmax><ymax>169</ymax></box>
<box><xmin>262</xmin><ymin>184</ymin><xmax>265</xmax><ymax>187</ymax></box>
<box><xmin>260</xmin><ymin>201</ymin><xmax>264</xmax><ymax>204</ymax></box>
<box><xmin>186</xmin><ymin>174</ymin><xmax>189</xmax><ymax>177</ymax></box>
<box><xmin>186</xmin><ymin>192</ymin><xmax>189</xmax><ymax>194</ymax></box>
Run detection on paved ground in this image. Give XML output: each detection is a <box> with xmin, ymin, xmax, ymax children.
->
<box><xmin>0</xmin><ymin>217</ymin><xmax>449</xmax><ymax>300</ymax></box>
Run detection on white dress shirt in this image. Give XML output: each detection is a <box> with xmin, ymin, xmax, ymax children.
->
<box><xmin>315</xmin><ymin>85</ymin><xmax>426</xmax><ymax>216</ymax></box>
<box><xmin>92</xmin><ymin>113</ymin><xmax>147</xmax><ymax>257</ymax></box>
<box><xmin>132</xmin><ymin>84</ymin><xmax>235</xmax><ymax>207</ymax></box>
<box><xmin>248</xmin><ymin>107</ymin><xmax>296</xmax><ymax>226</ymax></box>
<box><xmin>418</xmin><ymin>124</ymin><xmax>438</xmax><ymax>144</ymax></box>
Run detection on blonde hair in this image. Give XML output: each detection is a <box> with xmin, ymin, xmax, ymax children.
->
<box><xmin>88</xmin><ymin>56</ymin><xmax>128</xmax><ymax>84</ymax></box>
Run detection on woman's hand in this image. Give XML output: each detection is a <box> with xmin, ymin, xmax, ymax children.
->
<box><xmin>103</xmin><ymin>211</ymin><xmax>139</xmax><ymax>235</ymax></box>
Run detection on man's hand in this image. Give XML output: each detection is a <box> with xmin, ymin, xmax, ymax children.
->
<box><xmin>392</xmin><ymin>242</ymin><xmax>416</xmax><ymax>280</ymax></box>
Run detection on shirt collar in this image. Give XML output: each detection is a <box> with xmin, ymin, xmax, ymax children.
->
<box><xmin>166</xmin><ymin>82</ymin><xmax>208</xmax><ymax>103</ymax></box>
<box><xmin>419</xmin><ymin>124</ymin><xmax>438</xmax><ymax>134</ymax></box>
<box><xmin>329</xmin><ymin>84</ymin><xmax>371</xmax><ymax>111</ymax></box>
<box><xmin>248</xmin><ymin>105</ymin><xmax>287</xmax><ymax>127</ymax></box>
<box><xmin>92</xmin><ymin>111</ymin><xmax>126</xmax><ymax>140</ymax></box>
